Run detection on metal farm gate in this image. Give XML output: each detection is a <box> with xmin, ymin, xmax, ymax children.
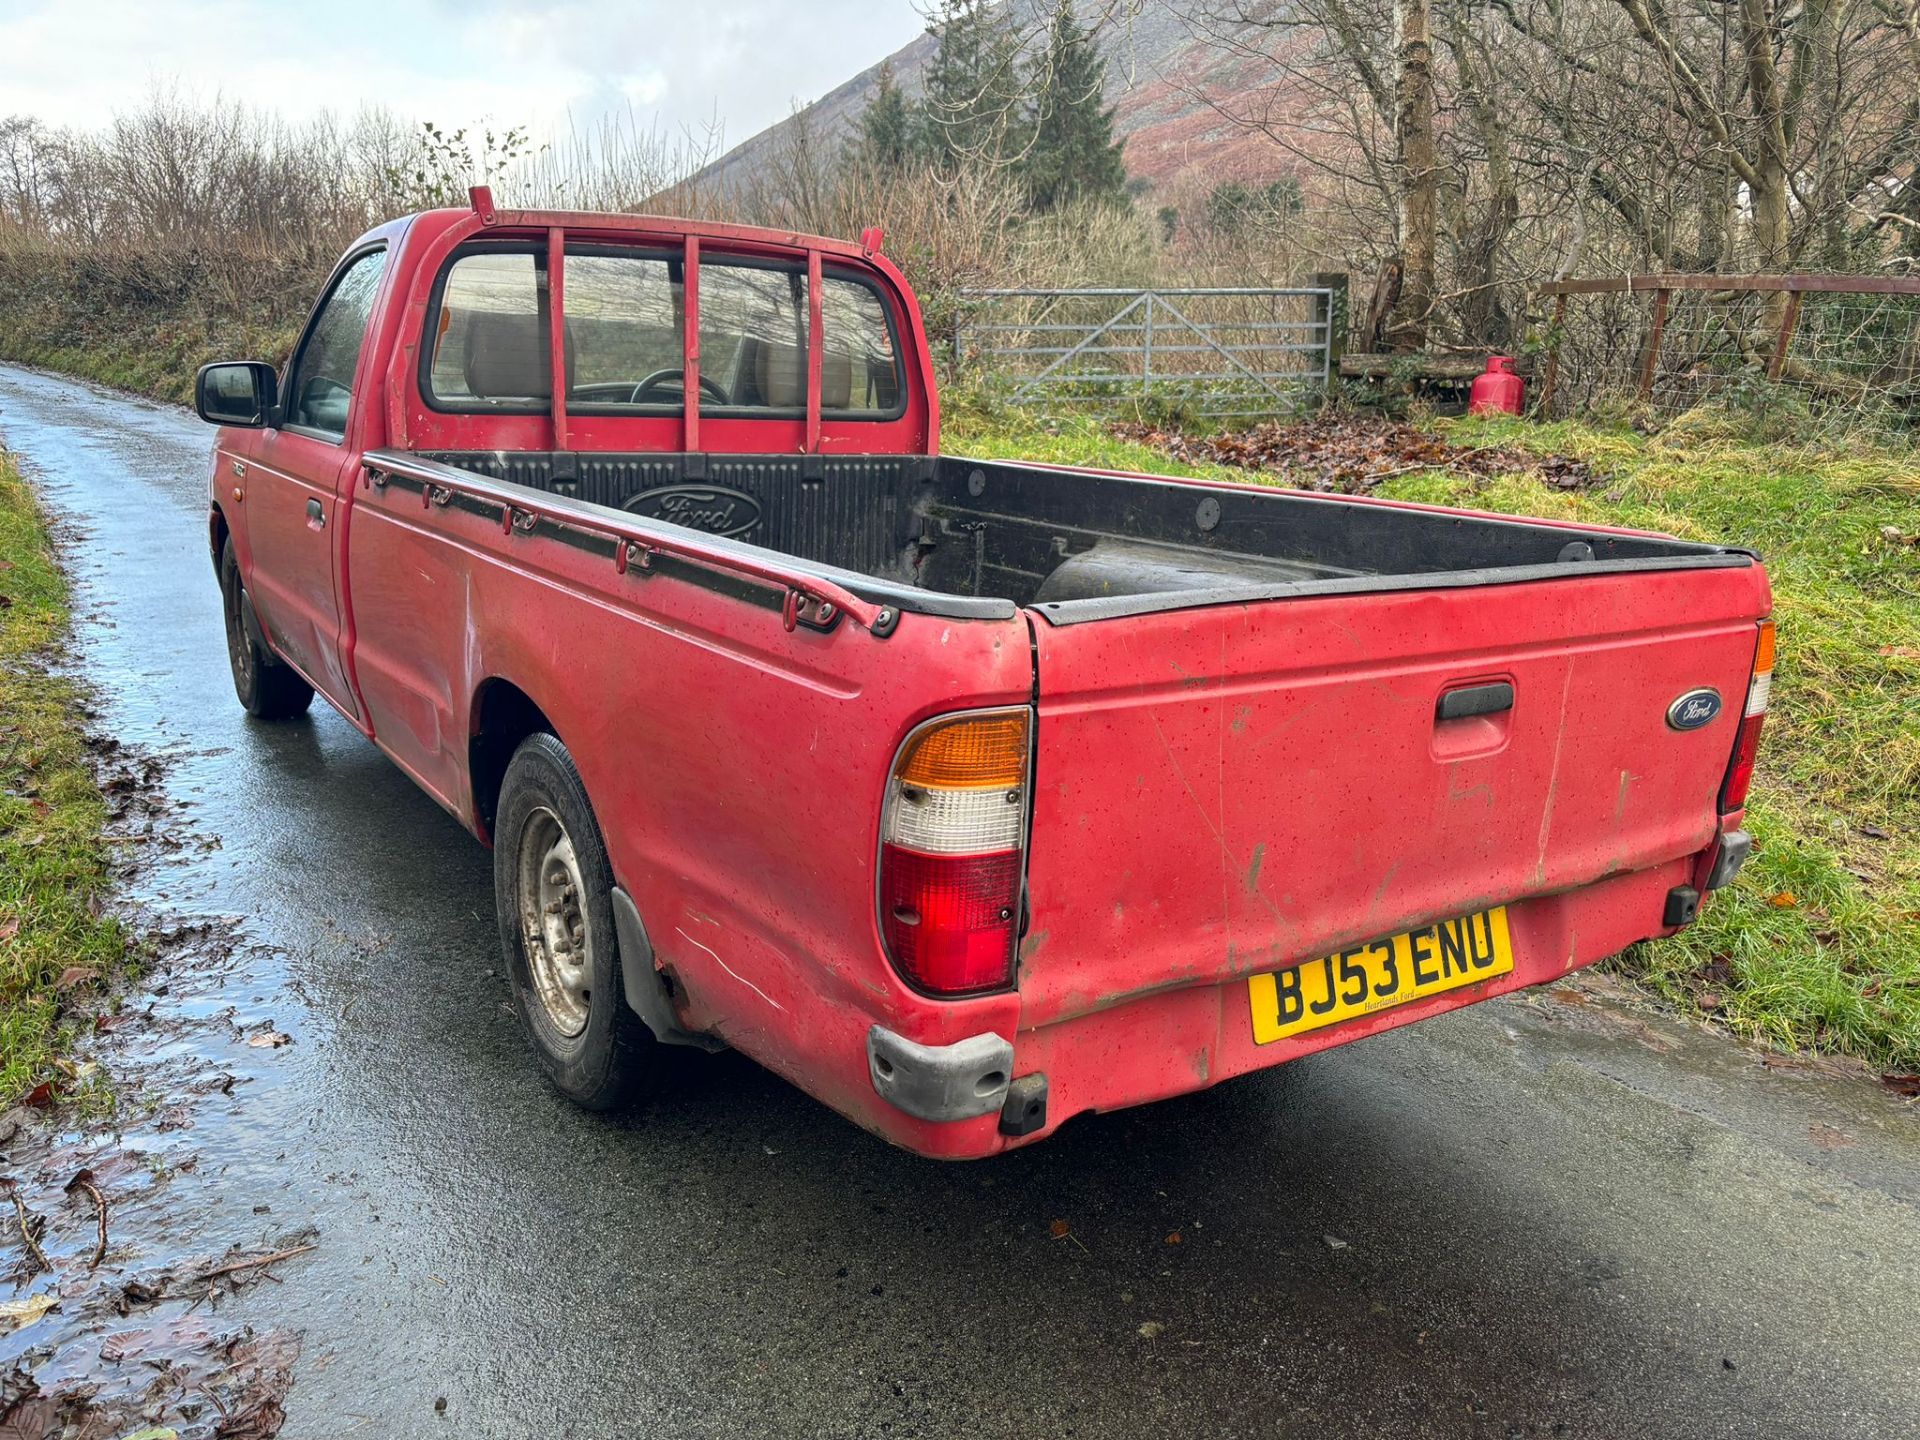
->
<box><xmin>955</xmin><ymin>286</ymin><xmax>1337</xmax><ymax>419</ymax></box>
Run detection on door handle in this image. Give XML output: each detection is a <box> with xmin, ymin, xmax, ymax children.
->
<box><xmin>306</xmin><ymin>498</ymin><xmax>325</xmax><ymax>528</ymax></box>
<box><xmin>1436</xmin><ymin>682</ymin><xmax>1513</xmax><ymax>721</ymax></box>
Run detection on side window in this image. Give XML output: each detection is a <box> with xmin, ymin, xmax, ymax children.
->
<box><xmin>427</xmin><ymin>250</ymin><xmax>545</xmax><ymax>408</ymax></box>
<box><xmin>285</xmin><ymin>248</ymin><xmax>387</xmax><ymax>437</ymax></box>
<box><xmin>821</xmin><ymin>274</ymin><xmax>903</xmax><ymax>416</ymax></box>
<box><xmin>701</xmin><ymin>263</ymin><xmax>809</xmax><ymax>414</ymax></box>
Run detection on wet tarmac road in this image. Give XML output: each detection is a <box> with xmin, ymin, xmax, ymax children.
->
<box><xmin>2</xmin><ymin>361</ymin><xmax>1918</xmax><ymax>1439</ymax></box>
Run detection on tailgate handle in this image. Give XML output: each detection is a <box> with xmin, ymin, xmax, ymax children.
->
<box><xmin>1437</xmin><ymin>682</ymin><xmax>1513</xmax><ymax>721</ymax></box>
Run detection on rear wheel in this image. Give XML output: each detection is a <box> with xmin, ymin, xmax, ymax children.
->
<box><xmin>219</xmin><ymin>538</ymin><xmax>314</xmax><ymax>719</ymax></box>
<box><xmin>494</xmin><ymin>732</ymin><xmax>664</xmax><ymax>1110</ymax></box>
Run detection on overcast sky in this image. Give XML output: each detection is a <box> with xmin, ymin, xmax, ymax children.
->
<box><xmin>0</xmin><ymin>0</ymin><xmax>927</xmax><ymax>150</ymax></box>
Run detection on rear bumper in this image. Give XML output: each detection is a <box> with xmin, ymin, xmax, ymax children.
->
<box><xmin>863</xmin><ymin>858</ymin><xmax>1695</xmax><ymax>1159</ymax></box>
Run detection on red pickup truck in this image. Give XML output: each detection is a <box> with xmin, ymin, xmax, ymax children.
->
<box><xmin>194</xmin><ymin>192</ymin><xmax>1773</xmax><ymax>1159</ymax></box>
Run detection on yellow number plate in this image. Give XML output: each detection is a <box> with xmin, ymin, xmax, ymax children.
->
<box><xmin>1249</xmin><ymin>907</ymin><xmax>1515</xmax><ymax>1045</ymax></box>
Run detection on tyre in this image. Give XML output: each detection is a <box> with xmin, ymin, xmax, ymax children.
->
<box><xmin>219</xmin><ymin>537</ymin><xmax>314</xmax><ymax>719</ymax></box>
<box><xmin>494</xmin><ymin>732</ymin><xmax>664</xmax><ymax>1110</ymax></box>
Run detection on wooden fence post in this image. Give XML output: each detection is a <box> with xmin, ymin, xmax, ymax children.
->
<box><xmin>1539</xmin><ymin>291</ymin><xmax>1567</xmax><ymax>415</ymax></box>
<box><xmin>1639</xmin><ymin>288</ymin><xmax>1670</xmax><ymax>401</ymax></box>
<box><xmin>1767</xmin><ymin>288</ymin><xmax>1804</xmax><ymax>381</ymax></box>
<box><xmin>1311</xmin><ymin>271</ymin><xmax>1349</xmax><ymax>382</ymax></box>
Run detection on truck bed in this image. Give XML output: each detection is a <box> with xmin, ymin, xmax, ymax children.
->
<box><xmin>417</xmin><ymin>448</ymin><xmax>1751</xmax><ymax>619</ymax></box>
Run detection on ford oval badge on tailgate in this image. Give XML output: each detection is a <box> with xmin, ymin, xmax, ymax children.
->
<box><xmin>1666</xmin><ymin>688</ymin><xmax>1723</xmax><ymax>731</ymax></box>
<box><xmin>624</xmin><ymin>484</ymin><xmax>761</xmax><ymax>537</ymax></box>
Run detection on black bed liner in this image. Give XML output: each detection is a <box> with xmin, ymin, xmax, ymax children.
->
<box><xmin>420</xmin><ymin>449</ymin><xmax>1753</xmax><ymax>624</ymax></box>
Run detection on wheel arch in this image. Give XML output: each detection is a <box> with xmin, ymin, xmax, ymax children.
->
<box><xmin>209</xmin><ymin>504</ymin><xmax>231</xmax><ymax>574</ymax></box>
<box><xmin>469</xmin><ymin>677</ymin><xmax>555</xmax><ymax>845</ymax></box>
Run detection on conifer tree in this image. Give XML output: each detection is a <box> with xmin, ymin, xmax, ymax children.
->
<box><xmin>854</xmin><ymin>63</ymin><xmax>912</xmax><ymax>171</ymax></box>
<box><xmin>915</xmin><ymin>0</ymin><xmax>1024</xmax><ymax>169</ymax></box>
<box><xmin>1021</xmin><ymin>3</ymin><xmax>1128</xmax><ymax>211</ymax></box>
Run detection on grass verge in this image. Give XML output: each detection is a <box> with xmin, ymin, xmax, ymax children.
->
<box><xmin>946</xmin><ymin>395</ymin><xmax>1920</xmax><ymax>1074</ymax></box>
<box><xmin>0</xmin><ymin>449</ymin><xmax>132</xmax><ymax>1107</ymax></box>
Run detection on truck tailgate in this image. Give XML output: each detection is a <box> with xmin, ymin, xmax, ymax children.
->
<box><xmin>1017</xmin><ymin>563</ymin><xmax>1772</xmax><ymax>1028</ymax></box>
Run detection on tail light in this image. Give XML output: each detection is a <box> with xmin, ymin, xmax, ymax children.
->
<box><xmin>878</xmin><ymin>708</ymin><xmax>1031</xmax><ymax>996</ymax></box>
<box><xmin>1719</xmin><ymin>618</ymin><xmax>1775</xmax><ymax>813</ymax></box>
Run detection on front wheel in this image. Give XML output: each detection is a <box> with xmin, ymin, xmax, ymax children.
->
<box><xmin>219</xmin><ymin>538</ymin><xmax>314</xmax><ymax>719</ymax></box>
<box><xmin>494</xmin><ymin>732</ymin><xmax>664</xmax><ymax>1110</ymax></box>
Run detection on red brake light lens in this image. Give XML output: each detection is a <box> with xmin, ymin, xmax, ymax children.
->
<box><xmin>1720</xmin><ymin>713</ymin><xmax>1766</xmax><ymax>813</ymax></box>
<box><xmin>880</xmin><ymin>846</ymin><xmax>1021</xmax><ymax>995</ymax></box>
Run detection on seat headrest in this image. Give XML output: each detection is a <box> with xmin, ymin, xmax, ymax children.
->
<box><xmin>821</xmin><ymin>346</ymin><xmax>853</xmax><ymax>410</ymax></box>
<box><xmin>464</xmin><ymin>310</ymin><xmax>549</xmax><ymax>403</ymax></box>
<box><xmin>736</xmin><ymin>336</ymin><xmax>855</xmax><ymax>410</ymax></box>
<box><xmin>754</xmin><ymin>337</ymin><xmax>806</xmax><ymax>409</ymax></box>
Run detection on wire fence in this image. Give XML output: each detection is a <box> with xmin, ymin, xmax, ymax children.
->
<box><xmin>1538</xmin><ymin>274</ymin><xmax>1920</xmax><ymax>423</ymax></box>
<box><xmin>954</xmin><ymin>286</ymin><xmax>1338</xmax><ymax>419</ymax></box>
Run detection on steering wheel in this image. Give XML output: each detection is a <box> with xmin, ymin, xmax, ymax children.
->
<box><xmin>628</xmin><ymin>369</ymin><xmax>730</xmax><ymax>406</ymax></box>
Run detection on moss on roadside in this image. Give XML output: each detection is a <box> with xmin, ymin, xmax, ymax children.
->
<box><xmin>0</xmin><ymin>450</ymin><xmax>134</xmax><ymax>1106</ymax></box>
<box><xmin>947</xmin><ymin>398</ymin><xmax>1920</xmax><ymax>1074</ymax></box>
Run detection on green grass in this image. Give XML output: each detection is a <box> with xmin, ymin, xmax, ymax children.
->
<box><xmin>0</xmin><ymin>451</ymin><xmax>133</xmax><ymax>1107</ymax></box>
<box><xmin>947</xmin><ymin>393</ymin><xmax>1920</xmax><ymax>1074</ymax></box>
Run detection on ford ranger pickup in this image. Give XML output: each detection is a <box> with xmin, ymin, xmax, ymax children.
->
<box><xmin>192</xmin><ymin>190</ymin><xmax>1773</xmax><ymax>1158</ymax></box>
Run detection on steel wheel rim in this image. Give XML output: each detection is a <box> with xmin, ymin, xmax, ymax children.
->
<box><xmin>515</xmin><ymin>805</ymin><xmax>592</xmax><ymax>1038</ymax></box>
<box><xmin>223</xmin><ymin>577</ymin><xmax>255</xmax><ymax>690</ymax></box>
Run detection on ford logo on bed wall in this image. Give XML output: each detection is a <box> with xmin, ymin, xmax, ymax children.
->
<box><xmin>623</xmin><ymin>484</ymin><xmax>762</xmax><ymax>537</ymax></box>
<box><xmin>1666</xmin><ymin>688</ymin><xmax>1724</xmax><ymax>731</ymax></box>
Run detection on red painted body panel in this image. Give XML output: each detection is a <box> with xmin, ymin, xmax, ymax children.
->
<box><xmin>1018</xmin><ymin>564</ymin><xmax>1772</xmax><ymax>1032</ymax></box>
<box><xmin>207</xmin><ymin>203</ymin><xmax>1773</xmax><ymax>1160</ymax></box>
<box><xmin>346</xmin><ymin>476</ymin><xmax>1033</xmax><ymax>1146</ymax></box>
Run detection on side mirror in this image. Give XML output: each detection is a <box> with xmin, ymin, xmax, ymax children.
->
<box><xmin>195</xmin><ymin>361</ymin><xmax>278</xmax><ymax>428</ymax></box>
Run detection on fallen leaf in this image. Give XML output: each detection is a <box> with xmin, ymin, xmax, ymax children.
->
<box><xmin>1136</xmin><ymin>1320</ymin><xmax>1164</xmax><ymax>1339</ymax></box>
<box><xmin>112</xmin><ymin>1429</ymin><xmax>181</xmax><ymax>1440</ymax></box>
<box><xmin>0</xmin><ymin>1293</ymin><xmax>57</xmax><ymax>1333</ymax></box>
<box><xmin>1696</xmin><ymin>991</ymin><xmax>1723</xmax><ymax>1011</ymax></box>
<box><xmin>1808</xmin><ymin>1123</ymin><xmax>1854</xmax><ymax>1150</ymax></box>
<box><xmin>1164</xmin><ymin>1231</ymin><xmax>1183</xmax><ymax>1245</ymax></box>
<box><xmin>1110</xmin><ymin>414</ymin><xmax>1600</xmax><ymax>496</ymax></box>
<box><xmin>1323</xmin><ymin>1233</ymin><xmax>1350</xmax><ymax>1251</ymax></box>
<box><xmin>0</xmin><ymin>1397</ymin><xmax>56</xmax><ymax>1438</ymax></box>
<box><xmin>1882</xmin><ymin>1073</ymin><xmax>1920</xmax><ymax>1098</ymax></box>
<box><xmin>0</xmin><ymin>918</ymin><xmax>18</xmax><ymax>942</ymax></box>
<box><xmin>22</xmin><ymin>1081</ymin><xmax>55</xmax><ymax>1109</ymax></box>
<box><xmin>55</xmin><ymin>966</ymin><xmax>98</xmax><ymax>991</ymax></box>
<box><xmin>1047</xmin><ymin>1219</ymin><xmax>1070</xmax><ymax>1240</ymax></box>
<box><xmin>246</xmin><ymin>1030</ymin><xmax>291</xmax><ymax>1048</ymax></box>
<box><xmin>1769</xmin><ymin>892</ymin><xmax>1798</xmax><ymax>908</ymax></box>
<box><xmin>1878</xmin><ymin>646</ymin><xmax>1920</xmax><ymax>660</ymax></box>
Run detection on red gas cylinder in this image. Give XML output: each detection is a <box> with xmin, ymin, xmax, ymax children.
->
<box><xmin>1469</xmin><ymin>355</ymin><xmax>1525</xmax><ymax>415</ymax></box>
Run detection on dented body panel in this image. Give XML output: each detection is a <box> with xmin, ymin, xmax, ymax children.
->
<box><xmin>207</xmin><ymin>203</ymin><xmax>1772</xmax><ymax>1159</ymax></box>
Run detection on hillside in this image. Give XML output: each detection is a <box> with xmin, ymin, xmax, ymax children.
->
<box><xmin>695</xmin><ymin>0</ymin><xmax>1306</xmax><ymax>199</ymax></box>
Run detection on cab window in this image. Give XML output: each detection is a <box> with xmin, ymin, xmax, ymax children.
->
<box><xmin>285</xmin><ymin>248</ymin><xmax>387</xmax><ymax>437</ymax></box>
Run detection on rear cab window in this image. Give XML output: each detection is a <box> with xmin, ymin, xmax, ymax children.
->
<box><xmin>422</xmin><ymin>243</ymin><xmax>905</xmax><ymax>421</ymax></box>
